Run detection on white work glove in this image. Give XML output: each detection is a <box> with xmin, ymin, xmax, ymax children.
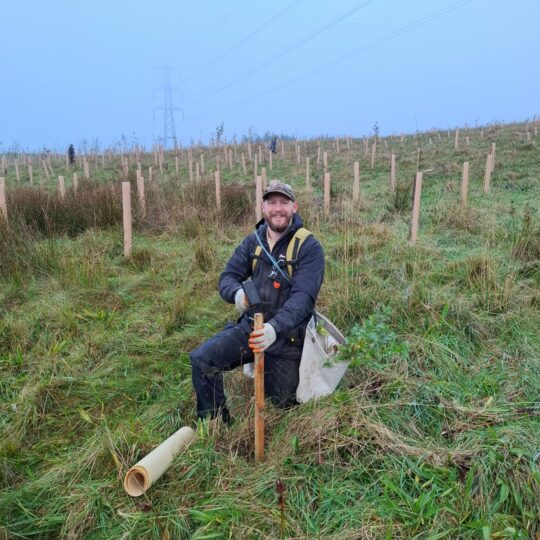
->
<box><xmin>243</xmin><ymin>363</ymin><xmax>255</xmax><ymax>379</ymax></box>
<box><xmin>248</xmin><ymin>323</ymin><xmax>277</xmax><ymax>353</ymax></box>
<box><xmin>234</xmin><ymin>288</ymin><xmax>248</xmax><ymax>313</ymax></box>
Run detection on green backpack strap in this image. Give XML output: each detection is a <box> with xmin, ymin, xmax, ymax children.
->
<box><xmin>285</xmin><ymin>227</ymin><xmax>312</xmax><ymax>277</ymax></box>
<box><xmin>252</xmin><ymin>245</ymin><xmax>263</xmax><ymax>274</ymax></box>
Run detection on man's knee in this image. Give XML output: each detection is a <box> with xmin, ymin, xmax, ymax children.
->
<box><xmin>189</xmin><ymin>325</ymin><xmax>251</xmax><ymax>375</ymax></box>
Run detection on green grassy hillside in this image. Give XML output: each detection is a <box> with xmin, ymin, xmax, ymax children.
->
<box><xmin>1</xmin><ymin>123</ymin><xmax>539</xmax><ymax>539</ymax></box>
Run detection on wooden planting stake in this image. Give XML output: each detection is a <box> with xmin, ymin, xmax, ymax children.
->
<box><xmin>189</xmin><ymin>159</ymin><xmax>193</xmax><ymax>183</ymax></box>
<box><xmin>229</xmin><ymin>149</ymin><xmax>233</xmax><ymax>170</ymax></box>
<box><xmin>255</xmin><ymin>175</ymin><xmax>263</xmax><ymax>222</ymax></box>
<box><xmin>269</xmin><ymin>150</ymin><xmax>273</xmax><ymax>170</ymax></box>
<box><xmin>490</xmin><ymin>143</ymin><xmax>496</xmax><ymax>172</ymax></box>
<box><xmin>364</xmin><ymin>138</ymin><xmax>368</xmax><ymax>157</ymax></box>
<box><xmin>317</xmin><ymin>146</ymin><xmax>320</xmax><ymax>166</ymax></box>
<box><xmin>370</xmin><ymin>142</ymin><xmax>376</xmax><ymax>169</ymax></box>
<box><xmin>347</xmin><ymin>137</ymin><xmax>350</xmax><ymax>151</ymax></box>
<box><xmin>386</xmin><ymin>151</ymin><xmax>396</xmax><ymax>191</ymax></box>
<box><xmin>122</xmin><ymin>182</ymin><xmax>132</xmax><ymax>258</ymax></box>
<box><xmin>214</xmin><ymin>170</ymin><xmax>221</xmax><ymax>209</ymax></box>
<box><xmin>324</xmin><ymin>172</ymin><xmax>330</xmax><ymax>216</ymax></box>
<box><xmin>241</xmin><ymin>153</ymin><xmax>247</xmax><ymax>175</ymax></box>
<box><xmin>296</xmin><ymin>144</ymin><xmax>300</xmax><ymax>165</ymax></box>
<box><xmin>461</xmin><ymin>162</ymin><xmax>469</xmax><ymax>207</ymax></box>
<box><xmin>261</xmin><ymin>167</ymin><xmax>267</xmax><ymax>191</ymax></box>
<box><xmin>201</xmin><ymin>154</ymin><xmax>205</xmax><ymax>175</ymax></box>
<box><xmin>84</xmin><ymin>159</ymin><xmax>90</xmax><ymax>179</ymax></box>
<box><xmin>409</xmin><ymin>171</ymin><xmax>423</xmax><ymax>244</ymax></box>
<box><xmin>258</xmin><ymin>145</ymin><xmax>262</xmax><ymax>164</ymax></box>
<box><xmin>323</xmin><ymin>151</ymin><xmax>328</xmax><ymax>171</ymax></box>
<box><xmin>58</xmin><ymin>176</ymin><xmax>66</xmax><ymax>199</ymax></box>
<box><xmin>483</xmin><ymin>153</ymin><xmax>492</xmax><ymax>193</ymax></box>
<box><xmin>148</xmin><ymin>167</ymin><xmax>153</xmax><ymax>185</ymax></box>
<box><xmin>42</xmin><ymin>160</ymin><xmax>50</xmax><ymax>181</ymax></box>
<box><xmin>28</xmin><ymin>164</ymin><xmax>33</xmax><ymax>185</ymax></box>
<box><xmin>15</xmin><ymin>161</ymin><xmax>20</xmax><ymax>182</ymax></box>
<box><xmin>454</xmin><ymin>128</ymin><xmax>459</xmax><ymax>150</ymax></box>
<box><xmin>254</xmin><ymin>155</ymin><xmax>258</xmax><ymax>184</ymax></box>
<box><xmin>254</xmin><ymin>312</ymin><xmax>265</xmax><ymax>462</ymax></box>
<box><xmin>281</xmin><ymin>141</ymin><xmax>284</xmax><ymax>159</ymax></box>
<box><xmin>353</xmin><ymin>162</ymin><xmax>360</xmax><ymax>203</ymax></box>
<box><xmin>175</xmin><ymin>157</ymin><xmax>179</xmax><ymax>177</ymax></box>
<box><xmin>0</xmin><ymin>177</ymin><xmax>7</xmax><ymax>223</ymax></box>
<box><xmin>305</xmin><ymin>157</ymin><xmax>311</xmax><ymax>191</ymax></box>
<box><xmin>73</xmin><ymin>173</ymin><xmax>78</xmax><ymax>192</ymax></box>
<box><xmin>196</xmin><ymin>162</ymin><xmax>200</xmax><ymax>183</ymax></box>
<box><xmin>137</xmin><ymin>173</ymin><xmax>146</xmax><ymax>215</ymax></box>
<box><xmin>336</xmin><ymin>138</ymin><xmax>340</xmax><ymax>154</ymax></box>
<box><xmin>1</xmin><ymin>158</ymin><xmax>6</xmax><ymax>174</ymax></box>
<box><xmin>466</xmin><ymin>136</ymin><xmax>470</xmax><ymax>146</ymax></box>
<box><xmin>248</xmin><ymin>142</ymin><xmax>252</xmax><ymax>161</ymax></box>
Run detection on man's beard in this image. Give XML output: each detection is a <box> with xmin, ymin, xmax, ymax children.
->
<box><xmin>267</xmin><ymin>216</ymin><xmax>293</xmax><ymax>234</ymax></box>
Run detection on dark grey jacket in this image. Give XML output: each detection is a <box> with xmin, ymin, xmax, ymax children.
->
<box><xmin>219</xmin><ymin>214</ymin><xmax>324</xmax><ymax>352</ymax></box>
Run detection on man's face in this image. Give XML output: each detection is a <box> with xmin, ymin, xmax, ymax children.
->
<box><xmin>262</xmin><ymin>194</ymin><xmax>298</xmax><ymax>233</ymax></box>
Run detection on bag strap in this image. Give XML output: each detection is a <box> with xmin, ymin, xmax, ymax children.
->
<box><xmin>254</xmin><ymin>230</ymin><xmax>291</xmax><ymax>283</ymax></box>
<box><xmin>252</xmin><ymin>245</ymin><xmax>263</xmax><ymax>274</ymax></box>
<box><xmin>285</xmin><ymin>227</ymin><xmax>312</xmax><ymax>277</ymax></box>
<box><xmin>251</xmin><ymin>227</ymin><xmax>312</xmax><ymax>279</ymax></box>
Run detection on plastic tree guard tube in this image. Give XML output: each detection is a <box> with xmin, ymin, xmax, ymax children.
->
<box><xmin>124</xmin><ymin>426</ymin><xmax>195</xmax><ymax>497</ymax></box>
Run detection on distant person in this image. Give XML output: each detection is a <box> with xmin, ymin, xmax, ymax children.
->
<box><xmin>269</xmin><ymin>136</ymin><xmax>277</xmax><ymax>154</ymax></box>
<box><xmin>68</xmin><ymin>144</ymin><xmax>75</xmax><ymax>165</ymax></box>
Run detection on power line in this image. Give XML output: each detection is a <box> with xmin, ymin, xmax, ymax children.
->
<box><xmin>184</xmin><ymin>0</ymin><xmax>473</xmax><ymax>122</ymax></box>
<box><xmin>184</xmin><ymin>0</ymin><xmax>376</xmax><ymax>108</ymax></box>
<box><xmin>184</xmin><ymin>0</ymin><xmax>302</xmax><ymax>83</ymax></box>
<box><xmin>186</xmin><ymin>0</ymin><xmax>250</xmax><ymax>56</ymax></box>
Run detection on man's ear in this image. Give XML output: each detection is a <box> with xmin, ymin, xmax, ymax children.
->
<box><xmin>292</xmin><ymin>201</ymin><xmax>298</xmax><ymax>213</ymax></box>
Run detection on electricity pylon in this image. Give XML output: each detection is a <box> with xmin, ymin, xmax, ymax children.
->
<box><xmin>154</xmin><ymin>66</ymin><xmax>183</xmax><ymax>150</ymax></box>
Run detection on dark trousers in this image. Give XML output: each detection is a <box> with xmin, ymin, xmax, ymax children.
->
<box><xmin>189</xmin><ymin>323</ymin><xmax>302</xmax><ymax>420</ymax></box>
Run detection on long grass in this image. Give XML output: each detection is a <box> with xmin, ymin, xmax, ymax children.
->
<box><xmin>1</xmin><ymin>121</ymin><xmax>539</xmax><ymax>539</ymax></box>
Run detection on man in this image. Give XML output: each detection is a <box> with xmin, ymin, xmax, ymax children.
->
<box><xmin>189</xmin><ymin>181</ymin><xmax>325</xmax><ymax>422</ymax></box>
<box><xmin>269</xmin><ymin>136</ymin><xmax>277</xmax><ymax>154</ymax></box>
<box><xmin>68</xmin><ymin>144</ymin><xmax>75</xmax><ymax>166</ymax></box>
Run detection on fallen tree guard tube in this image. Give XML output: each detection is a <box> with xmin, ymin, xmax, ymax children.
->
<box><xmin>124</xmin><ymin>426</ymin><xmax>195</xmax><ymax>497</ymax></box>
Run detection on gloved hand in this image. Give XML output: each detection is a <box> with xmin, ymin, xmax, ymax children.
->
<box><xmin>234</xmin><ymin>288</ymin><xmax>248</xmax><ymax>312</ymax></box>
<box><xmin>248</xmin><ymin>323</ymin><xmax>277</xmax><ymax>353</ymax></box>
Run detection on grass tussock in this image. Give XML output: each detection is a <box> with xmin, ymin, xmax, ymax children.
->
<box><xmin>512</xmin><ymin>207</ymin><xmax>540</xmax><ymax>262</ymax></box>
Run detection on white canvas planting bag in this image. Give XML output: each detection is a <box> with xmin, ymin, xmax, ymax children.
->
<box><xmin>243</xmin><ymin>311</ymin><xmax>348</xmax><ymax>403</ymax></box>
<box><xmin>296</xmin><ymin>311</ymin><xmax>348</xmax><ymax>403</ymax></box>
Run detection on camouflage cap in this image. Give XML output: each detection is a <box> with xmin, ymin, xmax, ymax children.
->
<box><xmin>262</xmin><ymin>181</ymin><xmax>296</xmax><ymax>202</ymax></box>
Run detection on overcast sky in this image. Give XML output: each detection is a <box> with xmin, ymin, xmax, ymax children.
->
<box><xmin>1</xmin><ymin>0</ymin><xmax>539</xmax><ymax>151</ymax></box>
